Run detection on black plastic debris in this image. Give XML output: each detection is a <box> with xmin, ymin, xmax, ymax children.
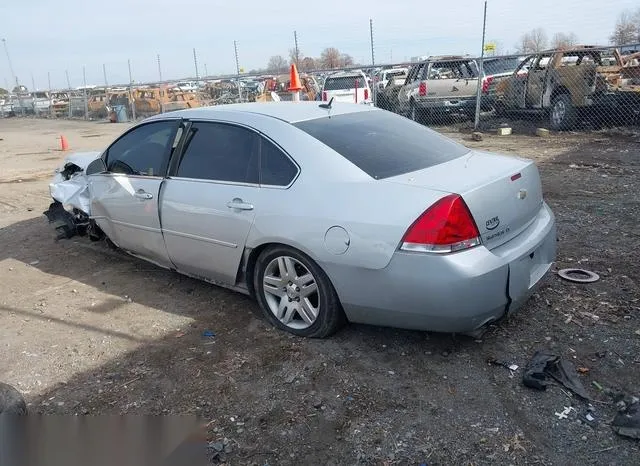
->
<box><xmin>522</xmin><ymin>350</ymin><xmax>590</xmax><ymax>399</ymax></box>
<box><xmin>612</xmin><ymin>402</ymin><xmax>640</xmax><ymax>439</ymax></box>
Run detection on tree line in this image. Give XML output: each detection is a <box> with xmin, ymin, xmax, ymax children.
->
<box><xmin>513</xmin><ymin>7</ymin><xmax>639</xmax><ymax>55</ymax></box>
<box><xmin>260</xmin><ymin>48</ymin><xmax>354</xmax><ymax>75</ymax></box>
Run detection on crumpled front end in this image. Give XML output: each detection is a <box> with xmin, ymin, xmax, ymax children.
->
<box><xmin>48</xmin><ymin>151</ymin><xmax>101</xmax><ymax>214</ymax></box>
<box><xmin>44</xmin><ymin>151</ymin><xmax>103</xmax><ymax>240</ymax></box>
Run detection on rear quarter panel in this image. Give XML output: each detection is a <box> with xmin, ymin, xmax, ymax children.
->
<box><xmin>236</xmin><ymin>114</ymin><xmax>448</xmax><ymax>270</ymax></box>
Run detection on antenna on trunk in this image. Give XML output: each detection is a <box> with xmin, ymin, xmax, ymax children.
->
<box><xmin>319</xmin><ymin>97</ymin><xmax>334</xmax><ymax>109</ymax></box>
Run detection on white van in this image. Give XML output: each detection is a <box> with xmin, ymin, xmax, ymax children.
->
<box><xmin>321</xmin><ymin>71</ymin><xmax>372</xmax><ymax>105</ymax></box>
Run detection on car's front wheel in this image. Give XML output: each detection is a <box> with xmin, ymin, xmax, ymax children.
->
<box><xmin>550</xmin><ymin>93</ymin><xmax>576</xmax><ymax>131</ymax></box>
<box><xmin>253</xmin><ymin>245</ymin><xmax>345</xmax><ymax>338</ymax></box>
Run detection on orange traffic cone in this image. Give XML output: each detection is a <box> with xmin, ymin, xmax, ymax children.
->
<box><xmin>288</xmin><ymin>64</ymin><xmax>303</xmax><ymax>92</ymax></box>
<box><xmin>59</xmin><ymin>135</ymin><xmax>69</xmax><ymax>151</ymax></box>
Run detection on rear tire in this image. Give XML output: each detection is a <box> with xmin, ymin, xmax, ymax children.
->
<box><xmin>253</xmin><ymin>245</ymin><xmax>345</xmax><ymax>338</ymax></box>
<box><xmin>549</xmin><ymin>93</ymin><xmax>576</xmax><ymax>131</ymax></box>
<box><xmin>410</xmin><ymin>100</ymin><xmax>424</xmax><ymax>125</ymax></box>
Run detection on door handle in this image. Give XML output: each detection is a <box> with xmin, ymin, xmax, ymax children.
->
<box><xmin>226</xmin><ymin>198</ymin><xmax>254</xmax><ymax>211</ymax></box>
<box><xmin>134</xmin><ymin>190</ymin><xmax>153</xmax><ymax>200</ymax></box>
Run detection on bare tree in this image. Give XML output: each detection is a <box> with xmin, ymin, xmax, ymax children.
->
<box><xmin>610</xmin><ymin>10</ymin><xmax>640</xmax><ymax>45</ymax></box>
<box><xmin>320</xmin><ymin>47</ymin><xmax>342</xmax><ymax>69</ymax></box>
<box><xmin>267</xmin><ymin>55</ymin><xmax>288</xmax><ymax>74</ymax></box>
<box><xmin>340</xmin><ymin>53</ymin><xmax>354</xmax><ymax>67</ymax></box>
<box><xmin>288</xmin><ymin>48</ymin><xmax>303</xmax><ymax>66</ymax></box>
<box><xmin>551</xmin><ymin>32</ymin><xmax>578</xmax><ymax>49</ymax></box>
<box><xmin>300</xmin><ymin>57</ymin><xmax>316</xmax><ymax>71</ymax></box>
<box><xmin>517</xmin><ymin>28</ymin><xmax>549</xmax><ymax>54</ymax></box>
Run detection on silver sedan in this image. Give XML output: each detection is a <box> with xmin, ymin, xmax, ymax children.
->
<box><xmin>47</xmin><ymin>102</ymin><xmax>556</xmax><ymax>338</ymax></box>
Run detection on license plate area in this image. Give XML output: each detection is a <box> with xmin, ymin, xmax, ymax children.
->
<box><xmin>508</xmin><ymin>247</ymin><xmax>550</xmax><ymax>300</ymax></box>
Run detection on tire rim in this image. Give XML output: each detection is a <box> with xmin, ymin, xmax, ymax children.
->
<box><xmin>552</xmin><ymin>100</ymin><xmax>566</xmax><ymax>126</ymax></box>
<box><xmin>557</xmin><ymin>268</ymin><xmax>600</xmax><ymax>283</ymax></box>
<box><xmin>411</xmin><ymin>104</ymin><xmax>417</xmax><ymax>121</ymax></box>
<box><xmin>262</xmin><ymin>256</ymin><xmax>320</xmax><ymax>329</ymax></box>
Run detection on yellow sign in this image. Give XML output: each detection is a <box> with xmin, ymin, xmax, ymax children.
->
<box><xmin>484</xmin><ymin>43</ymin><xmax>496</xmax><ymax>52</ymax></box>
<box><xmin>239</xmin><ymin>67</ymin><xmax>245</xmax><ymax>73</ymax></box>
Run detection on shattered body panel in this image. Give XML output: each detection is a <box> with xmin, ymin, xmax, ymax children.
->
<box><xmin>49</xmin><ymin>151</ymin><xmax>101</xmax><ymax>215</ymax></box>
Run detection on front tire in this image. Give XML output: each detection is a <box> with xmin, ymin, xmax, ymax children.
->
<box><xmin>549</xmin><ymin>93</ymin><xmax>576</xmax><ymax>131</ymax></box>
<box><xmin>253</xmin><ymin>245</ymin><xmax>345</xmax><ymax>338</ymax></box>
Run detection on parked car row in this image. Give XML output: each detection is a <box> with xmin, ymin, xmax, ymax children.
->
<box><xmin>375</xmin><ymin>55</ymin><xmax>524</xmax><ymax>122</ymax></box>
<box><xmin>375</xmin><ymin>46</ymin><xmax>640</xmax><ymax>129</ymax></box>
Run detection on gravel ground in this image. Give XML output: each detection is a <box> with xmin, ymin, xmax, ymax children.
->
<box><xmin>0</xmin><ymin>117</ymin><xmax>639</xmax><ymax>465</ymax></box>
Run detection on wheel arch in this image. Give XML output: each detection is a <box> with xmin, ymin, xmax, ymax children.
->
<box><xmin>240</xmin><ymin>240</ymin><xmax>326</xmax><ymax>298</ymax></box>
<box><xmin>550</xmin><ymin>86</ymin><xmax>571</xmax><ymax>105</ymax></box>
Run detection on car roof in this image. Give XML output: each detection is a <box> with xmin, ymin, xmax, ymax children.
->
<box><xmin>145</xmin><ymin>102</ymin><xmax>377</xmax><ymax>124</ymax></box>
<box><xmin>327</xmin><ymin>71</ymin><xmax>365</xmax><ymax>78</ymax></box>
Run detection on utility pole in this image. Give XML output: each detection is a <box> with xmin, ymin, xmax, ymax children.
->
<box><xmin>65</xmin><ymin>69</ymin><xmax>72</xmax><ymax>118</ymax></box>
<box><xmin>293</xmin><ymin>30</ymin><xmax>300</xmax><ymax>66</ymax></box>
<box><xmin>103</xmin><ymin>63</ymin><xmax>108</xmax><ymax>87</ymax></box>
<box><xmin>48</xmin><ymin>71</ymin><xmax>53</xmax><ymax>117</ymax></box>
<box><xmin>369</xmin><ymin>19</ymin><xmax>376</xmax><ymax>104</ymax></box>
<box><xmin>82</xmin><ymin>65</ymin><xmax>88</xmax><ymax>120</ymax></box>
<box><xmin>1</xmin><ymin>38</ymin><xmax>17</xmax><ymax>88</ymax></box>
<box><xmin>474</xmin><ymin>0</ymin><xmax>488</xmax><ymax>130</ymax></box>
<box><xmin>193</xmin><ymin>48</ymin><xmax>200</xmax><ymax>82</ymax></box>
<box><xmin>128</xmin><ymin>59</ymin><xmax>136</xmax><ymax>120</ymax></box>
<box><xmin>233</xmin><ymin>40</ymin><xmax>240</xmax><ymax>75</ymax></box>
<box><xmin>234</xmin><ymin>40</ymin><xmax>242</xmax><ymax>102</ymax></box>
<box><xmin>31</xmin><ymin>73</ymin><xmax>36</xmax><ymax>91</ymax></box>
<box><xmin>204</xmin><ymin>63</ymin><xmax>208</xmax><ymax>77</ymax></box>
<box><xmin>157</xmin><ymin>54</ymin><xmax>164</xmax><ymax>114</ymax></box>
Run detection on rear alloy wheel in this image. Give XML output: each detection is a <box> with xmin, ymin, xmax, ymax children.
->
<box><xmin>254</xmin><ymin>246</ymin><xmax>345</xmax><ymax>338</ymax></box>
<box><xmin>549</xmin><ymin>93</ymin><xmax>576</xmax><ymax>131</ymax></box>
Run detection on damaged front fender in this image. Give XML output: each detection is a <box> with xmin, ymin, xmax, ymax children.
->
<box><xmin>48</xmin><ymin>151</ymin><xmax>102</xmax><ymax>215</ymax></box>
<box><xmin>45</xmin><ymin>151</ymin><xmax>104</xmax><ymax>240</ymax></box>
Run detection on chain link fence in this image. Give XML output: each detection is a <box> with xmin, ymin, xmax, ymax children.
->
<box><xmin>1</xmin><ymin>45</ymin><xmax>639</xmax><ymax>133</ymax></box>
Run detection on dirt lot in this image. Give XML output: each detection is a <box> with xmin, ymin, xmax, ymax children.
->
<box><xmin>1</xmin><ymin>117</ymin><xmax>639</xmax><ymax>465</ymax></box>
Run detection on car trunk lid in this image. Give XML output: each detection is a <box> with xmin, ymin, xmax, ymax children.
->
<box><xmin>383</xmin><ymin>150</ymin><xmax>543</xmax><ymax>250</ymax></box>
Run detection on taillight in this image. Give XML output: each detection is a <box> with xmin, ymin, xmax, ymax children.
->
<box><xmin>482</xmin><ymin>76</ymin><xmax>494</xmax><ymax>93</ymax></box>
<box><xmin>418</xmin><ymin>82</ymin><xmax>427</xmax><ymax>96</ymax></box>
<box><xmin>364</xmin><ymin>88</ymin><xmax>369</xmax><ymax>100</ymax></box>
<box><xmin>322</xmin><ymin>91</ymin><xmax>327</xmax><ymax>101</ymax></box>
<box><xmin>400</xmin><ymin>194</ymin><xmax>481</xmax><ymax>253</ymax></box>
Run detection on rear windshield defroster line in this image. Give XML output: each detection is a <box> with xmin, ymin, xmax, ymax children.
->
<box><xmin>293</xmin><ymin>111</ymin><xmax>469</xmax><ymax>179</ymax></box>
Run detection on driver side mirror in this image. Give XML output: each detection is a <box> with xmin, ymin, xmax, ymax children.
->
<box><xmin>86</xmin><ymin>158</ymin><xmax>107</xmax><ymax>175</ymax></box>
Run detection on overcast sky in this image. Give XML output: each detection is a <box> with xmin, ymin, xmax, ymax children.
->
<box><xmin>0</xmin><ymin>0</ymin><xmax>638</xmax><ymax>89</ymax></box>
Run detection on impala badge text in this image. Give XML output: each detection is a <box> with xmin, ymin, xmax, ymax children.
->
<box><xmin>486</xmin><ymin>216</ymin><xmax>500</xmax><ymax>230</ymax></box>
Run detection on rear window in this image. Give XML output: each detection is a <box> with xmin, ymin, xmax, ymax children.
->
<box><xmin>323</xmin><ymin>76</ymin><xmax>366</xmax><ymax>91</ymax></box>
<box><xmin>428</xmin><ymin>61</ymin><xmax>478</xmax><ymax>79</ymax></box>
<box><xmin>482</xmin><ymin>57</ymin><xmax>521</xmax><ymax>75</ymax></box>
<box><xmin>293</xmin><ymin>111</ymin><xmax>469</xmax><ymax>179</ymax></box>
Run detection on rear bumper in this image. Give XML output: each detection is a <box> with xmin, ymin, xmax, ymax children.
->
<box><xmin>325</xmin><ymin>202</ymin><xmax>556</xmax><ymax>333</ymax></box>
<box><xmin>415</xmin><ymin>96</ymin><xmax>477</xmax><ymax>113</ymax></box>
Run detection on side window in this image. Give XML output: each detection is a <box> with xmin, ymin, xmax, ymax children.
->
<box><xmin>516</xmin><ymin>56</ymin><xmax>535</xmax><ymax>74</ymax></box>
<box><xmin>106</xmin><ymin>121</ymin><xmax>177</xmax><ymax>176</ymax></box>
<box><xmin>533</xmin><ymin>55</ymin><xmax>552</xmax><ymax>70</ymax></box>
<box><xmin>177</xmin><ymin>122</ymin><xmax>259</xmax><ymax>184</ymax></box>
<box><xmin>260</xmin><ymin>138</ymin><xmax>298</xmax><ymax>187</ymax></box>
